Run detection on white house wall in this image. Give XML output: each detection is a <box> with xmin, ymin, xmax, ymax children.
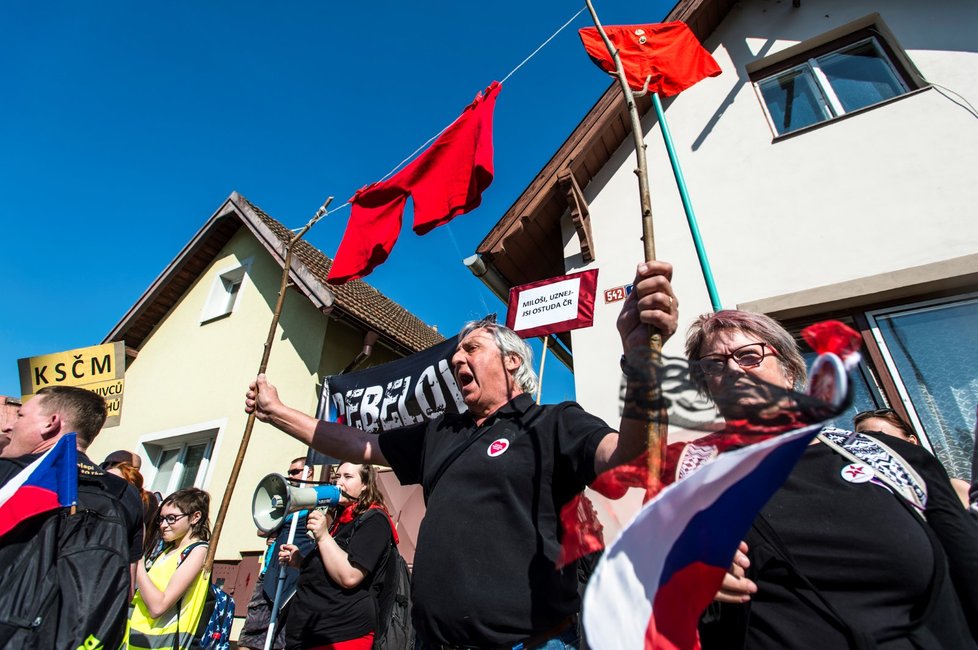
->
<box><xmin>566</xmin><ymin>0</ymin><xmax>978</xmax><ymax>425</ymax></box>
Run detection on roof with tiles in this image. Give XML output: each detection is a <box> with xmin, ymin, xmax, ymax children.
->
<box><xmin>105</xmin><ymin>192</ymin><xmax>443</xmax><ymax>357</ymax></box>
<box><xmin>240</xmin><ymin>196</ymin><xmax>445</xmax><ymax>352</ymax></box>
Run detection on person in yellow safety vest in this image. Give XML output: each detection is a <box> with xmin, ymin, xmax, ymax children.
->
<box><xmin>126</xmin><ymin>488</ymin><xmax>212</xmax><ymax>650</ymax></box>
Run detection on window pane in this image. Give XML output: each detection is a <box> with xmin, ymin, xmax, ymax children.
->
<box><xmin>178</xmin><ymin>443</ymin><xmax>209</xmax><ymax>490</ymax></box>
<box><xmin>818</xmin><ymin>40</ymin><xmax>904</xmax><ymax>113</ymax></box>
<box><xmin>759</xmin><ymin>68</ymin><xmax>830</xmax><ymax>134</ymax></box>
<box><xmin>152</xmin><ymin>448</ymin><xmax>181</xmax><ymax>494</ymax></box>
<box><xmin>224</xmin><ymin>279</ymin><xmax>241</xmax><ymax>313</ymax></box>
<box><xmin>874</xmin><ymin>299</ymin><xmax>978</xmax><ymax>480</ymax></box>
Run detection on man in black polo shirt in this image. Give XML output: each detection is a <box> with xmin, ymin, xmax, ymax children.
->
<box><xmin>0</xmin><ymin>385</ymin><xmax>144</xmax><ymax>647</ymax></box>
<box><xmin>246</xmin><ymin>261</ymin><xmax>678</xmax><ymax>648</ymax></box>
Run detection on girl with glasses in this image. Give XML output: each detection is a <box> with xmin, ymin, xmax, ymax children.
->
<box><xmin>125</xmin><ymin>487</ymin><xmax>212</xmax><ymax>650</ymax></box>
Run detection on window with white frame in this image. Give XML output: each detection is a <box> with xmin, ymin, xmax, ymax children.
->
<box><xmin>143</xmin><ymin>429</ymin><xmax>217</xmax><ymax>496</ymax></box>
<box><xmin>753</xmin><ymin>27</ymin><xmax>919</xmax><ymax>136</ymax></box>
<box><xmin>200</xmin><ymin>259</ymin><xmax>251</xmax><ymax>323</ymax></box>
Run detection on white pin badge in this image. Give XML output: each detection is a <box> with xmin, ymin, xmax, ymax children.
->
<box><xmin>487</xmin><ymin>438</ymin><xmax>510</xmax><ymax>458</ymax></box>
<box><xmin>841</xmin><ymin>462</ymin><xmax>874</xmax><ymax>483</ymax></box>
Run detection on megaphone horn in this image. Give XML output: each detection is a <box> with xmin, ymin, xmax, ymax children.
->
<box><xmin>251</xmin><ymin>473</ymin><xmax>343</xmax><ymax>534</ymax></box>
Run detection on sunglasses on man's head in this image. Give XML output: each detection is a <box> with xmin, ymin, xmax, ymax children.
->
<box><xmin>854</xmin><ymin>408</ymin><xmax>897</xmax><ymax>421</ymax></box>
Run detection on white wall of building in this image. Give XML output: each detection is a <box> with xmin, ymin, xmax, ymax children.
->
<box><xmin>565</xmin><ymin>0</ymin><xmax>978</xmax><ymax>425</ymax></box>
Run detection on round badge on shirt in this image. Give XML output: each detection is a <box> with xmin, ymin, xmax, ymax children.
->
<box><xmin>841</xmin><ymin>462</ymin><xmax>874</xmax><ymax>483</ymax></box>
<box><xmin>487</xmin><ymin>439</ymin><xmax>510</xmax><ymax>457</ymax></box>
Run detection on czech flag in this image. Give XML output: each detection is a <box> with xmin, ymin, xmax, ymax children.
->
<box><xmin>0</xmin><ymin>433</ymin><xmax>78</xmax><ymax>538</ymax></box>
<box><xmin>582</xmin><ymin>424</ymin><xmax>820</xmax><ymax>650</ymax></box>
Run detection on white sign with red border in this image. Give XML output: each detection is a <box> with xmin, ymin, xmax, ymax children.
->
<box><xmin>506</xmin><ymin>269</ymin><xmax>599</xmax><ymax>338</ymax></box>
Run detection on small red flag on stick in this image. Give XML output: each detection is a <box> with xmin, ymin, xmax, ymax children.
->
<box><xmin>579</xmin><ymin>22</ymin><xmax>720</xmax><ymax>96</ymax></box>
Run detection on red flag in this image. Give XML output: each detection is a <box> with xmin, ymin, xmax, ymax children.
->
<box><xmin>328</xmin><ymin>82</ymin><xmax>501</xmax><ymax>284</ymax></box>
<box><xmin>578</xmin><ymin>22</ymin><xmax>720</xmax><ymax>95</ymax></box>
<box><xmin>801</xmin><ymin>320</ymin><xmax>861</xmax><ymax>361</ymax></box>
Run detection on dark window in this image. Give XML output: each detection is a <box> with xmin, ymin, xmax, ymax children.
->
<box><xmin>754</xmin><ymin>29</ymin><xmax>918</xmax><ymax>136</ymax></box>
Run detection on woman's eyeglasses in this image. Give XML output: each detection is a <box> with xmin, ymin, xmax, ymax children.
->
<box><xmin>696</xmin><ymin>343</ymin><xmax>774</xmax><ymax>376</ymax></box>
<box><xmin>157</xmin><ymin>513</ymin><xmax>190</xmax><ymax>526</ymax></box>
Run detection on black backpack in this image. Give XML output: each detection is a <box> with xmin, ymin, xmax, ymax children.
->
<box><xmin>355</xmin><ymin>510</ymin><xmax>415</xmax><ymax>650</ymax></box>
<box><xmin>375</xmin><ymin>544</ymin><xmax>414</xmax><ymax>650</ymax></box>
<box><xmin>0</xmin><ymin>470</ymin><xmax>132</xmax><ymax>650</ymax></box>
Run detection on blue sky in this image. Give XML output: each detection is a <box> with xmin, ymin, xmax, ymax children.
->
<box><xmin>0</xmin><ymin>1</ymin><xmax>672</xmax><ymax>403</ymax></box>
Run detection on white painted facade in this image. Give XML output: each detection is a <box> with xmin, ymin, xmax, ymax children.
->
<box><xmin>560</xmin><ymin>0</ymin><xmax>978</xmax><ymax>476</ymax></box>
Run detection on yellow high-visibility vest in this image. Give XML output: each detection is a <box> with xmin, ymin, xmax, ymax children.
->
<box><xmin>125</xmin><ymin>544</ymin><xmax>209</xmax><ymax>650</ymax></box>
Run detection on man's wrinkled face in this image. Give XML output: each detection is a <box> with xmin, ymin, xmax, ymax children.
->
<box><xmin>451</xmin><ymin>327</ymin><xmax>520</xmax><ymax>418</ymax></box>
<box><xmin>0</xmin><ymin>396</ymin><xmax>55</xmax><ymax>458</ymax></box>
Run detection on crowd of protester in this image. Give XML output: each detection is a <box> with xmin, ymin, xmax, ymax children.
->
<box><xmin>1</xmin><ymin>259</ymin><xmax>976</xmax><ymax>649</ymax></box>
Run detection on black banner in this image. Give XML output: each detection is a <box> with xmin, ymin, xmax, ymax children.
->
<box><xmin>308</xmin><ymin>337</ymin><xmax>463</xmax><ymax>466</ymax></box>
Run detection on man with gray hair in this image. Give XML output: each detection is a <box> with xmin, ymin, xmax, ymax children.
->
<box><xmin>246</xmin><ymin>261</ymin><xmax>678</xmax><ymax>649</ymax></box>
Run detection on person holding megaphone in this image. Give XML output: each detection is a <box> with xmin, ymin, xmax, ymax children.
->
<box><xmin>278</xmin><ymin>462</ymin><xmax>394</xmax><ymax>650</ymax></box>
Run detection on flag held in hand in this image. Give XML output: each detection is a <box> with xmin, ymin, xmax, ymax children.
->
<box><xmin>583</xmin><ymin>425</ymin><xmax>820</xmax><ymax>650</ymax></box>
<box><xmin>0</xmin><ymin>433</ymin><xmax>78</xmax><ymax>538</ymax></box>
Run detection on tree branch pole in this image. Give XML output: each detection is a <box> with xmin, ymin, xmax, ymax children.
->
<box><xmin>584</xmin><ymin>0</ymin><xmax>666</xmax><ymax>495</ymax></box>
<box><xmin>204</xmin><ymin>197</ymin><xmax>333</xmax><ymax>573</ymax></box>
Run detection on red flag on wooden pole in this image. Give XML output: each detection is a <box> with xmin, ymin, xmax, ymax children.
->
<box><xmin>578</xmin><ymin>22</ymin><xmax>720</xmax><ymax>95</ymax></box>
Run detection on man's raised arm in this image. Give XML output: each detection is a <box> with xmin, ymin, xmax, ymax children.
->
<box><xmin>245</xmin><ymin>374</ymin><xmax>388</xmax><ymax>466</ymax></box>
<box><xmin>594</xmin><ymin>261</ymin><xmax>679</xmax><ymax>475</ymax></box>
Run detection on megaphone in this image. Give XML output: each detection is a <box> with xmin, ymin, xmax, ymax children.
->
<box><xmin>252</xmin><ymin>473</ymin><xmax>343</xmax><ymax>534</ymax></box>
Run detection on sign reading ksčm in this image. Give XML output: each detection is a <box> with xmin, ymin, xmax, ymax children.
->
<box><xmin>18</xmin><ymin>341</ymin><xmax>127</xmax><ymax>427</ymax></box>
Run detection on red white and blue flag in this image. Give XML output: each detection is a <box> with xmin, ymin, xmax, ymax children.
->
<box><xmin>582</xmin><ymin>424</ymin><xmax>821</xmax><ymax>650</ymax></box>
<box><xmin>0</xmin><ymin>433</ymin><xmax>78</xmax><ymax>537</ymax></box>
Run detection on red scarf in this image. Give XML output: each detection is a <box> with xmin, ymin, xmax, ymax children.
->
<box><xmin>329</xmin><ymin>504</ymin><xmax>399</xmax><ymax>544</ymax></box>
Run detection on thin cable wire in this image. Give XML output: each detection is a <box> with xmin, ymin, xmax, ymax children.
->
<box><xmin>501</xmin><ymin>6</ymin><xmax>587</xmax><ymax>85</ymax></box>
<box><xmin>325</xmin><ymin>202</ymin><xmax>350</xmax><ymax>217</ymax></box>
<box><xmin>929</xmin><ymin>82</ymin><xmax>978</xmax><ymax>120</ymax></box>
<box><xmin>376</xmin><ymin>5</ymin><xmax>587</xmax><ymax>183</ymax></box>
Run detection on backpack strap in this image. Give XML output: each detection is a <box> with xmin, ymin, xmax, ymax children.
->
<box><xmin>424</xmin><ymin>424</ymin><xmax>494</xmax><ymax>502</ymax></box>
<box><xmin>178</xmin><ymin>541</ymin><xmax>209</xmax><ymax>566</ymax></box>
<box><xmin>818</xmin><ymin>427</ymin><xmax>927</xmax><ymax>511</ymax></box>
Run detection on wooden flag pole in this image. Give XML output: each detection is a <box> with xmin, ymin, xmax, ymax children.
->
<box><xmin>584</xmin><ymin>0</ymin><xmax>667</xmax><ymax>494</ymax></box>
<box><xmin>536</xmin><ymin>336</ymin><xmax>550</xmax><ymax>404</ymax></box>
<box><xmin>204</xmin><ymin>197</ymin><xmax>333</xmax><ymax>573</ymax></box>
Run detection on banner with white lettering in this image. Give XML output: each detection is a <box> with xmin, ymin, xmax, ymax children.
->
<box><xmin>506</xmin><ymin>269</ymin><xmax>599</xmax><ymax>338</ymax></box>
<box><xmin>307</xmin><ymin>336</ymin><xmax>464</xmax><ymax>466</ymax></box>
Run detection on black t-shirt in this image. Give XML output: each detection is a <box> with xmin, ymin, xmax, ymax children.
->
<box><xmin>286</xmin><ymin>508</ymin><xmax>391</xmax><ymax>648</ymax></box>
<box><xmin>0</xmin><ymin>451</ymin><xmax>144</xmax><ymax>563</ymax></box>
<box><xmin>379</xmin><ymin>393</ymin><xmax>613</xmax><ymax>646</ymax></box>
<box><xmin>704</xmin><ymin>434</ymin><xmax>978</xmax><ymax>649</ymax></box>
